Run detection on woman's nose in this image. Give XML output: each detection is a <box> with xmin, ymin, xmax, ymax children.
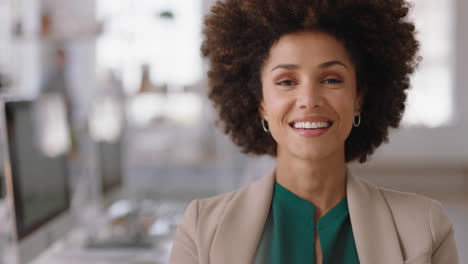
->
<box><xmin>296</xmin><ymin>83</ymin><xmax>323</xmax><ymax>109</ymax></box>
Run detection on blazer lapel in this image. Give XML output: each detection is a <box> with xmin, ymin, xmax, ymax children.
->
<box><xmin>347</xmin><ymin>169</ymin><xmax>404</xmax><ymax>264</ymax></box>
<box><xmin>210</xmin><ymin>170</ymin><xmax>275</xmax><ymax>264</ymax></box>
<box><xmin>210</xmin><ymin>169</ymin><xmax>405</xmax><ymax>264</ymax></box>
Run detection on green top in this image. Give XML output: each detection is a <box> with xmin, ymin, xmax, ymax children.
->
<box><xmin>256</xmin><ymin>182</ymin><xmax>360</xmax><ymax>264</ymax></box>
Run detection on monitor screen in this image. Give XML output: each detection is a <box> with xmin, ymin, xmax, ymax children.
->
<box><xmin>99</xmin><ymin>139</ymin><xmax>123</xmax><ymax>195</ymax></box>
<box><xmin>89</xmin><ymin>97</ymin><xmax>124</xmax><ymax>196</ymax></box>
<box><xmin>5</xmin><ymin>100</ymin><xmax>70</xmax><ymax>240</ymax></box>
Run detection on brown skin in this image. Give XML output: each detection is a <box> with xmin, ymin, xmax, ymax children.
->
<box><xmin>260</xmin><ymin>31</ymin><xmax>361</xmax><ymax>168</ymax></box>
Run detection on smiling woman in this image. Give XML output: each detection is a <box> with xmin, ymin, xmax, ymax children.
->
<box><xmin>170</xmin><ymin>0</ymin><xmax>459</xmax><ymax>263</ymax></box>
<box><xmin>260</xmin><ymin>31</ymin><xmax>359</xmax><ymax>164</ymax></box>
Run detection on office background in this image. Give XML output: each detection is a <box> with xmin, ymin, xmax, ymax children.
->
<box><xmin>0</xmin><ymin>0</ymin><xmax>467</xmax><ymax>263</ymax></box>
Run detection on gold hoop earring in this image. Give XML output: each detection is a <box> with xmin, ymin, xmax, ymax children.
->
<box><xmin>353</xmin><ymin>113</ymin><xmax>361</xmax><ymax>127</ymax></box>
<box><xmin>262</xmin><ymin>116</ymin><xmax>270</xmax><ymax>132</ymax></box>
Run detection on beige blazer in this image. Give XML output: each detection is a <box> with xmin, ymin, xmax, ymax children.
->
<box><xmin>170</xmin><ymin>170</ymin><xmax>459</xmax><ymax>264</ymax></box>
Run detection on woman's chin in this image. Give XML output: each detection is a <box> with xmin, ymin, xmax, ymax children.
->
<box><xmin>285</xmin><ymin>148</ymin><xmax>335</xmax><ymax>163</ymax></box>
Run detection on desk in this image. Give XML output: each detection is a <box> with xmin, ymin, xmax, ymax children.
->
<box><xmin>32</xmin><ymin>200</ymin><xmax>189</xmax><ymax>264</ymax></box>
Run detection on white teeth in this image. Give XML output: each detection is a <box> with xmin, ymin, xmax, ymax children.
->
<box><xmin>293</xmin><ymin>121</ymin><xmax>331</xmax><ymax>129</ymax></box>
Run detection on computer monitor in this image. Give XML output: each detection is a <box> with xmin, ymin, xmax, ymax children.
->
<box><xmin>98</xmin><ymin>139</ymin><xmax>123</xmax><ymax>197</ymax></box>
<box><xmin>0</xmin><ymin>96</ymin><xmax>73</xmax><ymax>264</ymax></box>
<box><xmin>89</xmin><ymin>96</ymin><xmax>125</xmax><ymax>208</ymax></box>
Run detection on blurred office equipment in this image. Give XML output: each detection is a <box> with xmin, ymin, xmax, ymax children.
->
<box><xmin>97</xmin><ymin>134</ymin><xmax>124</xmax><ymax>205</ymax></box>
<box><xmin>0</xmin><ymin>173</ymin><xmax>4</xmax><ymax>199</ymax></box>
<box><xmin>89</xmin><ymin>71</ymin><xmax>126</xmax><ymax>206</ymax></box>
<box><xmin>0</xmin><ymin>137</ymin><xmax>4</xmax><ymax>198</ymax></box>
<box><xmin>0</xmin><ymin>72</ymin><xmax>11</xmax><ymax>93</ymax></box>
<box><xmin>138</xmin><ymin>64</ymin><xmax>155</xmax><ymax>94</ymax></box>
<box><xmin>0</xmin><ymin>96</ymin><xmax>73</xmax><ymax>264</ymax></box>
<box><xmin>31</xmin><ymin>90</ymin><xmax>188</xmax><ymax>263</ymax></box>
<box><xmin>40</xmin><ymin>47</ymin><xmax>72</xmax><ymax>118</ymax></box>
<box><xmin>86</xmin><ymin>91</ymin><xmax>145</xmax><ymax>249</ymax></box>
<box><xmin>71</xmin><ymin>75</ymin><xmax>150</xmax><ymax>250</ymax></box>
<box><xmin>85</xmin><ymin>77</ymin><xmax>181</xmax><ymax>252</ymax></box>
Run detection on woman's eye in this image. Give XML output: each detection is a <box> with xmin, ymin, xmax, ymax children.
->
<box><xmin>322</xmin><ymin>79</ymin><xmax>343</xmax><ymax>85</ymax></box>
<box><xmin>276</xmin><ymin>80</ymin><xmax>296</xmax><ymax>86</ymax></box>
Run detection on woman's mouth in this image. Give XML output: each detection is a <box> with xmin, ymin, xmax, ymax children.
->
<box><xmin>289</xmin><ymin>121</ymin><xmax>334</xmax><ymax>137</ymax></box>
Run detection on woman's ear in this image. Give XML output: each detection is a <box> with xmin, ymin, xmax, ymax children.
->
<box><xmin>259</xmin><ymin>100</ymin><xmax>266</xmax><ymax>117</ymax></box>
<box><xmin>354</xmin><ymin>91</ymin><xmax>364</xmax><ymax>114</ymax></box>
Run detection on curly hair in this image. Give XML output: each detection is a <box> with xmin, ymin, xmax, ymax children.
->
<box><xmin>201</xmin><ymin>0</ymin><xmax>420</xmax><ymax>163</ymax></box>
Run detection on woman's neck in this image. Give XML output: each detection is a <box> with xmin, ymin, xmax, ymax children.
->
<box><xmin>275</xmin><ymin>150</ymin><xmax>347</xmax><ymax>221</ymax></box>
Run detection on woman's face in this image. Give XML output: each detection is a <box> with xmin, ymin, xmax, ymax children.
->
<box><xmin>260</xmin><ymin>30</ymin><xmax>361</xmax><ymax>162</ymax></box>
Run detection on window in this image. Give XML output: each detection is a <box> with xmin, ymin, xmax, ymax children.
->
<box><xmin>404</xmin><ymin>0</ymin><xmax>455</xmax><ymax>128</ymax></box>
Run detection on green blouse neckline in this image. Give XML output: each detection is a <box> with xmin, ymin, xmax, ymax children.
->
<box><xmin>254</xmin><ymin>181</ymin><xmax>360</xmax><ymax>263</ymax></box>
<box><xmin>273</xmin><ymin>181</ymin><xmax>349</xmax><ymax>229</ymax></box>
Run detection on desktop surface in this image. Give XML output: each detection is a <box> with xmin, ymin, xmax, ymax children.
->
<box><xmin>32</xmin><ymin>199</ymin><xmax>190</xmax><ymax>264</ymax></box>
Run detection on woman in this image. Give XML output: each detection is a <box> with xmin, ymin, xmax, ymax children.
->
<box><xmin>170</xmin><ymin>0</ymin><xmax>459</xmax><ymax>263</ymax></box>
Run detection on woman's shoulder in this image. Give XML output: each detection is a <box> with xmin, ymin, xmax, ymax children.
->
<box><xmin>355</xmin><ymin>175</ymin><xmax>448</xmax><ymax>219</ymax></box>
<box><xmin>194</xmin><ymin>176</ymin><xmax>265</xmax><ymax>218</ymax></box>
<box><xmin>378</xmin><ymin>185</ymin><xmax>437</xmax><ymax>212</ymax></box>
<box><xmin>181</xmin><ymin>173</ymin><xmax>274</xmax><ymax>234</ymax></box>
<box><xmin>377</xmin><ymin>185</ymin><xmax>447</xmax><ymax>220</ymax></box>
<box><xmin>190</xmin><ymin>189</ymin><xmax>239</xmax><ymax>222</ymax></box>
<box><xmin>376</xmin><ymin>185</ymin><xmax>454</xmax><ymax>248</ymax></box>
<box><xmin>170</xmin><ymin>189</ymin><xmax>244</xmax><ymax>263</ymax></box>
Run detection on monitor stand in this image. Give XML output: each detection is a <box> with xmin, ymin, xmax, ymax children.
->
<box><xmin>18</xmin><ymin>211</ymin><xmax>74</xmax><ymax>264</ymax></box>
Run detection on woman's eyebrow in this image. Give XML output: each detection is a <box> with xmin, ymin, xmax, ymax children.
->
<box><xmin>271</xmin><ymin>60</ymin><xmax>348</xmax><ymax>72</ymax></box>
<box><xmin>318</xmin><ymin>60</ymin><xmax>348</xmax><ymax>70</ymax></box>
<box><xmin>271</xmin><ymin>64</ymin><xmax>299</xmax><ymax>72</ymax></box>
